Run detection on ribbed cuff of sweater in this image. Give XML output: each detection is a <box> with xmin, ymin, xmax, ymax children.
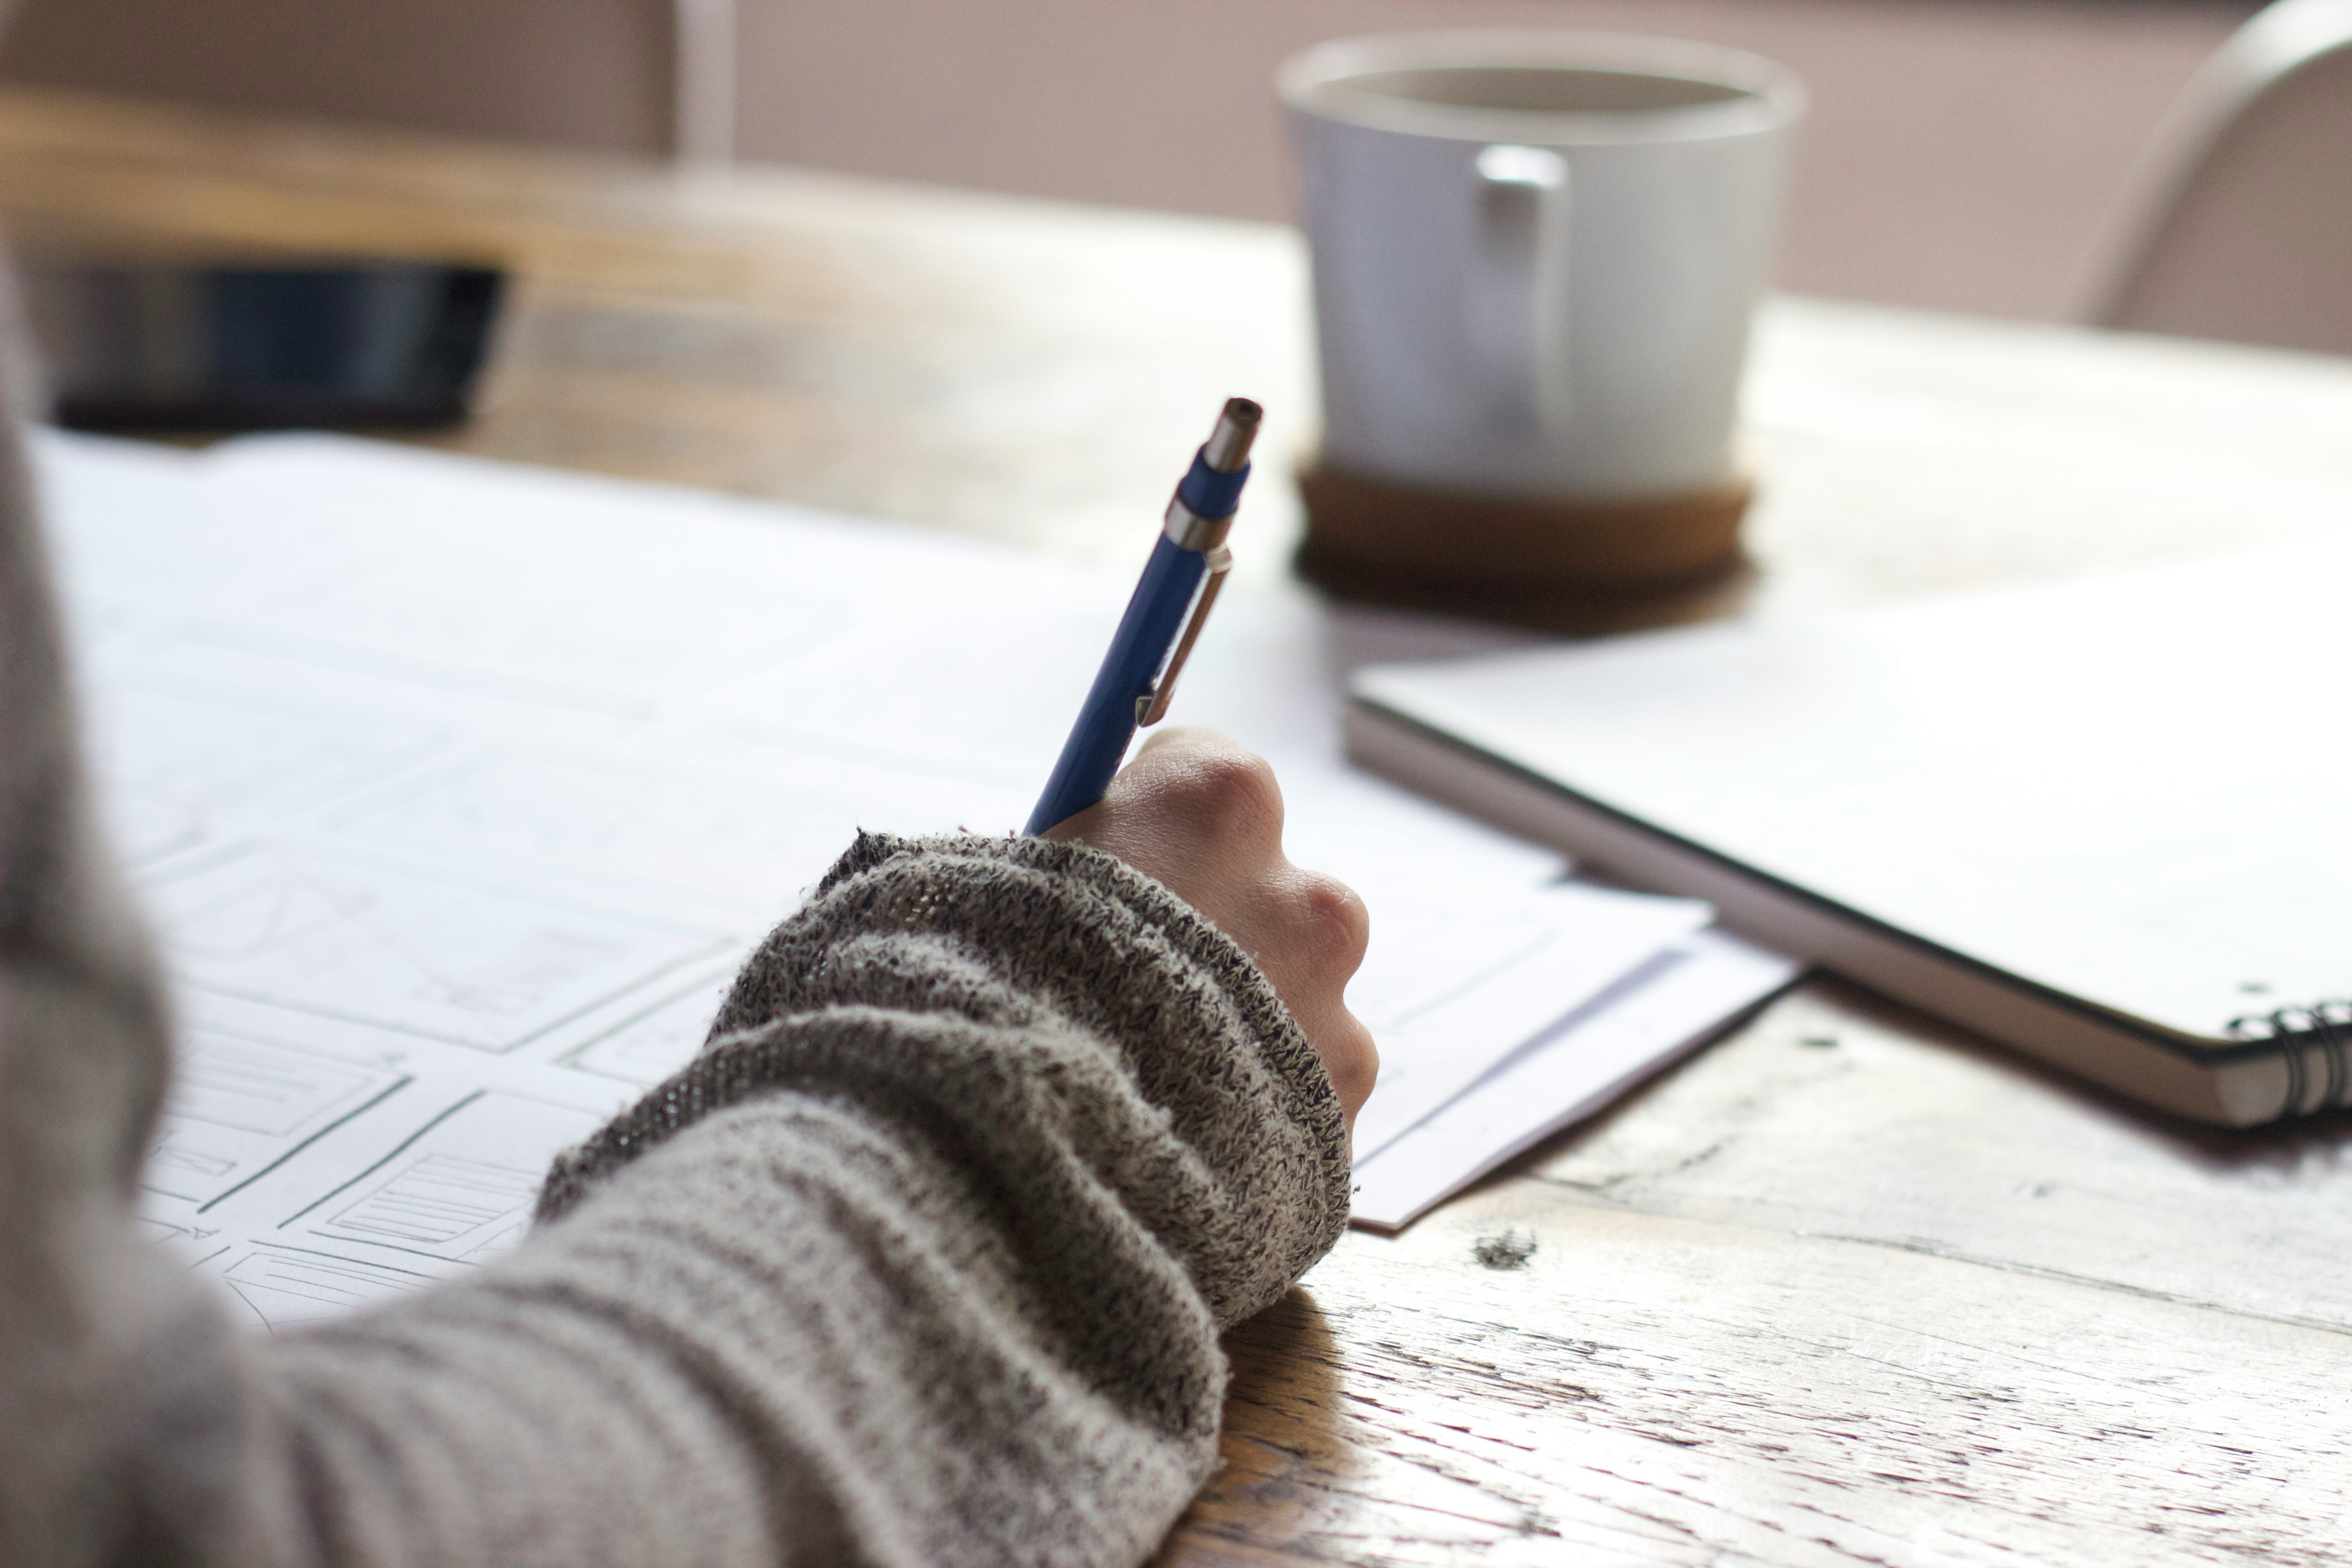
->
<box><xmin>537</xmin><ymin>831</ymin><xmax>1352</xmax><ymax>1329</ymax></box>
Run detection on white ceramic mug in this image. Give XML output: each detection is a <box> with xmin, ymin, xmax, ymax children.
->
<box><xmin>1281</xmin><ymin>33</ymin><xmax>1804</xmax><ymax>501</ymax></box>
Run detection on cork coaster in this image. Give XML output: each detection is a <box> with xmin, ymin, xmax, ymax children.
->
<box><xmin>1295</xmin><ymin>457</ymin><xmax>1757</xmax><ymax>632</ymax></box>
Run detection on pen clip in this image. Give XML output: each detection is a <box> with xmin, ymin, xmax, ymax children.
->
<box><xmin>1136</xmin><ymin>544</ymin><xmax>1232</xmax><ymax>727</ymax></box>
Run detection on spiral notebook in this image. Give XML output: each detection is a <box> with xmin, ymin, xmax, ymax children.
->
<box><xmin>1349</xmin><ymin>528</ymin><xmax>2352</xmax><ymax>1128</ymax></box>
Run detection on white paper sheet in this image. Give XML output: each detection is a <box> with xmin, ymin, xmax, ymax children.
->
<box><xmin>1345</xmin><ymin>882</ymin><xmax>1713</xmax><ymax>1162</ymax></box>
<box><xmin>1349</xmin><ymin>930</ymin><xmax>1802</xmax><ymax>1230</ymax></box>
<box><xmin>34</xmin><ymin>427</ymin><xmax>1783</xmax><ymax>1305</ymax></box>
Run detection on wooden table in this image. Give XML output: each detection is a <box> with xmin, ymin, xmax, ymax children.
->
<box><xmin>7</xmin><ymin>88</ymin><xmax>2351</xmax><ymax>1567</ymax></box>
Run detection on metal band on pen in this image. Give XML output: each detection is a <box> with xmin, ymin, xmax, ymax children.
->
<box><xmin>1161</xmin><ymin>496</ymin><xmax>1235</xmax><ymax>552</ymax></box>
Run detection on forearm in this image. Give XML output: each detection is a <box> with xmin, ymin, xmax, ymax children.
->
<box><xmin>261</xmin><ymin>1085</ymin><xmax>1206</xmax><ymax>1566</ymax></box>
<box><xmin>6</xmin><ymin>793</ymin><xmax>1346</xmax><ymax>1565</ymax></box>
<box><xmin>230</xmin><ymin>833</ymin><xmax>1348</xmax><ymax>1567</ymax></box>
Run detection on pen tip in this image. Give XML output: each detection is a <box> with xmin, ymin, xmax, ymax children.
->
<box><xmin>1204</xmin><ymin>397</ymin><xmax>1263</xmax><ymax>472</ymax></box>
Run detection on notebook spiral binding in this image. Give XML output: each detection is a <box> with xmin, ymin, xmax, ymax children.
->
<box><xmin>2227</xmin><ymin>1000</ymin><xmax>2352</xmax><ymax>1117</ymax></box>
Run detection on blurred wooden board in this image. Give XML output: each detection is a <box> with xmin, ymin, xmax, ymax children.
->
<box><xmin>0</xmin><ymin>85</ymin><xmax>1317</xmax><ymax>579</ymax></box>
<box><xmin>5</xmin><ymin>87</ymin><xmax>2351</xmax><ymax>1566</ymax></box>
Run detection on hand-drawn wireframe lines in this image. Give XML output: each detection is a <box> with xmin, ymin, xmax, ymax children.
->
<box><xmin>142</xmin><ymin>843</ymin><xmax>729</xmax><ymax>1051</ymax></box>
<box><xmin>80</xmin><ymin>676</ymin><xmax>450</xmax><ymax>866</ymax></box>
<box><xmin>704</xmin><ymin>594</ymin><xmax>1116</xmax><ymax>783</ymax></box>
<box><xmin>179</xmin><ymin>471</ymin><xmax>854</xmax><ymax>716</ymax></box>
<box><xmin>316</xmin><ymin>747</ymin><xmax>869</xmax><ymax>920</ymax></box>
<box><xmin>216</xmin><ymin>1246</ymin><xmax>434</xmax><ymax>1332</ymax></box>
<box><xmin>325</xmin><ymin>1155</ymin><xmax>542</xmax><ymax>1257</ymax></box>
<box><xmin>137</xmin><ymin>1215</ymin><xmax>231</xmax><ymax>1273</ymax></box>
<box><xmin>141</xmin><ymin>1028</ymin><xmax>409</xmax><ymax>1206</ymax></box>
<box><xmin>564</xmin><ymin>967</ymin><xmax>738</xmax><ymax>1087</ymax></box>
<box><xmin>285</xmin><ymin>1091</ymin><xmax>606</xmax><ymax>1269</ymax></box>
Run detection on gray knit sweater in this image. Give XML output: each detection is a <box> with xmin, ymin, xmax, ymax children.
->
<box><xmin>0</xmin><ymin>399</ymin><xmax>1352</xmax><ymax>1565</ymax></box>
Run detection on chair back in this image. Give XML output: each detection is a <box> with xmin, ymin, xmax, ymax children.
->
<box><xmin>2088</xmin><ymin>0</ymin><xmax>2352</xmax><ymax>355</ymax></box>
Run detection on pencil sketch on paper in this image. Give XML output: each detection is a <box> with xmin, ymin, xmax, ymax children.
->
<box><xmin>79</xmin><ymin>676</ymin><xmax>449</xmax><ymax>867</ymax></box>
<box><xmin>184</xmin><ymin>470</ymin><xmax>856</xmax><ymax>714</ymax></box>
<box><xmin>218</xmin><ymin>1246</ymin><xmax>435</xmax><ymax>1331</ymax></box>
<box><xmin>315</xmin><ymin>748</ymin><xmax>863</xmax><ymax>919</ymax></box>
<box><xmin>322</xmin><ymin>1155</ymin><xmax>543</xmax><ymax>1261</ymax></box>
<box><xmin>29</xmin><ymin>428</ymin><xmax>1794</xmax><ymax>1320</ymax></box>
<box><xmin>289</xmin><ymin>1092</ymin><xmax>607</xmax><ymax>1269</ymax></box>
<box><xmin>706</xmin><ymin>596</ymin><xmax>1111</xmax><ymax>780</ymax></box>
<box><xmin>141</xmin><ymin>844</ymin><xmax>728</xmax><ymax>1051</ymax></box>
<box><xmin>564</xmin><ymin>968</ymin><xmax>739</xmax><ymax>1088</ymax></box>
<box><xmin>142</xmin><ymin>1029</ymin><xmax>410</xmax><ymax>1206</ymax></box>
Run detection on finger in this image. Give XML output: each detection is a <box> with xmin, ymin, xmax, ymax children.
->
<box><xmin>1318</xmin><ymin>1010</ymin><xmax>1380</xmax><ymax>1124</ymax></box>
<box><xmin>1224</xmin><ymin>867</ymin><xmax>1375</xmax><ymax>1122</ymax></box>
<box><xmin>1044</xmin><ymin>730</ymin><xmax>1279</xmax><ymax>848</ymax></box>
<box><xmin>1133</xmin><ymin>724</ymin><xmax>1224</xmax><ymax>759</ymax></box>
<box><xmin>1036</xmin><ymin>791</ymin><xmax>1111</xmax><ymax>846</ymax></box>
<box><xmin>1116</xmin><ymin>731</ymin><xmax>1285</xmax><ymax>852</ymax></box>
<box><xmin>1285</xmin><ymin>868</ymin><xmax>1371</xmax><ymax>982</ymax></box>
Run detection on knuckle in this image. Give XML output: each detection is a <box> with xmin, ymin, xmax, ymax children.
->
<box><xmin>1325</xmin><ymin>1019</ymin><xmax>1380</xmax><ymax>1108</ymax></box>
<box><xmin>1170</xmin><ymin>749</ymin><xmax>1283</xmax><ymax>836</ymax></box>
<box><xmin>1287</xmin><ymin>872</ymin><xmax>1370</xmax><ymax>970</ymax></box>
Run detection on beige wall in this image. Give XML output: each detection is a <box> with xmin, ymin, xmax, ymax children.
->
<box><xmin>733</xmin><ymin>0</ymin><xmax>2250</xmax><ymax>320</ymax></box>
<box><xmin>0</xmin><ymin>0</ymin><xmax>674</xmax><ymax>153</ymax></box>
<box><xmin>0</xmin><ymin>0</ymin><xmax>2257</xmax><ymax>320</ymax></box>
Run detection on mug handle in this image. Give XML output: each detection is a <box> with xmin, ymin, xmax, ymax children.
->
<box><xmin>1468</xmin><ymin>143</ymin><xmax>1569</xmax><ymax>438</ymax></box>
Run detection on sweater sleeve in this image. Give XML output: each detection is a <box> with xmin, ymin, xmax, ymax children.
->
<box><xmin>247</xmin><ymin>830</ymin><xmax>1351</xmax><ymax>1568</ymax></box>
<box><xmin>3</xmin><ymin>423</ymin><xmax>1353</xmax><ymax>1568</ymax></box>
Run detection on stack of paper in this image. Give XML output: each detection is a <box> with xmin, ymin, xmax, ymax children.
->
<box><xmin>36</xmin><ymin>430</ymin><xmax>1796</xmax><ymax>1323</ymax></box>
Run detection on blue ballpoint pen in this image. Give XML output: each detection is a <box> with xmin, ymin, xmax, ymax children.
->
<box><xmin>1023</xmin><ymin>397</ymin><xmax>1261</xmax><ymax>835</ymax></box>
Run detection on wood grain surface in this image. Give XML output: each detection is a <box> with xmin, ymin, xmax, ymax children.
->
<box><xmin>5</xmin><ymin>88</ymin><xmax>2349</xmax><ymax>1567</ymax></box>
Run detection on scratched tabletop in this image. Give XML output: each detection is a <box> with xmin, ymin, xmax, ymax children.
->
<box><xmin>6</xmin><ymin>87</ymin><xmax>2351</xmax><ymax>1567</ymax></box>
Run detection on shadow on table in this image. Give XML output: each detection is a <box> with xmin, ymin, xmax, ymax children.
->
<box><xmin>1155</xmin><ymin>1287</ymin><xmax>1361</xmax><ymax>1566</ymax></box>
<box><xmin>1442</xmin><ymin>970</ymin><xmax>2352</xmax><ymax>1221</ymax></box>
<box><xmin>1808</xmin><ymin>976</ymin><xmax>2352</xmax><ymax>1175</ymax></box>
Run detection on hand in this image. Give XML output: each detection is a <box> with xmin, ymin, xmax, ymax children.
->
<box><xmin>1042</xmin><ymin>727</ymin><xmax>1378</xmax><ymax>1131</ymax></box>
